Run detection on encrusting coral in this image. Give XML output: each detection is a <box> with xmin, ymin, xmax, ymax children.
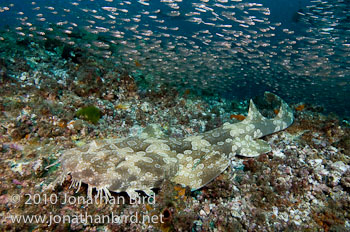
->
<box><xmin>48</xmin><ymin>92</ymin><xmax>294</xmax><ymax>199</ymax></box>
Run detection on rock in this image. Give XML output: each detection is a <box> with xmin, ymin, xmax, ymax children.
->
<box><xmin>330</xmin><ymin>161</ymin><xmax>349</xmax><ymax>175</ymax></box>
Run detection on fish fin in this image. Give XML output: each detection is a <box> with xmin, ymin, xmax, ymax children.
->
<box><xmin>245</xmin><ymin>98</ymin><xmax>265</xmax><ymax>122</ymax></box>
<box><xmin>267</xmin><ymin>92</ymin><xmax>294</xmax><ymax>126</ymax></box>
<box><xmin>243</xmin><ymin>92</ymin><xmax>293</xmax><ymax>137</ymax></box>
<box><xmin>171</xmin><ymin>150</ymin><xmax>229</xmax><ymax>191</ymax></box>
<box><xmin>234</xmin><ymin>137</ymin><xmax>271</xmax><ymax>157</ymax></box>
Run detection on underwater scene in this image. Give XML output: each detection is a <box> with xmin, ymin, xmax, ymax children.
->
<box><xmin>0</xmin><ymin>0</ymin><xmax>350</xmax><ymax>231</ymax></box>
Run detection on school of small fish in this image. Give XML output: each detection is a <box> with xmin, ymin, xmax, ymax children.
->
<box><xmin>0</xmin><ymin>0</ymin><xmax>349</xmax><ymax>106</ymax></box>
<box><xmin>49</xmin><ymin>92</ymin><xmax>293</xmax><ymax>198</ymax></box>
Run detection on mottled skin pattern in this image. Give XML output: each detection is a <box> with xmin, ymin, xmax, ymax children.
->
<box><xmin>51</xmin><ymin>92</ymin><xmax>293</xmax><ymax>198</ymax></box>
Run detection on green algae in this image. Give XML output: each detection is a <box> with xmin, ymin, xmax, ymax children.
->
<box><xmin>76</xmin><ymin>105</ymin><xmax>101</xmax><ymax>124</ymax></box>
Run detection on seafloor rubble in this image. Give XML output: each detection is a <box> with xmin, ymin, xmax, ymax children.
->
<box><xmin>1</xmin><ymin>34</ymin><xmax>350</xmax><ymax>232</ymax></box>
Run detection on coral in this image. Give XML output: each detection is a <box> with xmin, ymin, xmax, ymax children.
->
<box><xmin>312</xmin><ymin>210</ymin><xmax>344</xmax><ymax>232</ymax></box>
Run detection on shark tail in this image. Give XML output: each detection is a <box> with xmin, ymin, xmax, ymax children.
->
<box><xmin>245</xmin><ymin>91</ymin><xmax>294</xmax><ymax>137</ymax></box>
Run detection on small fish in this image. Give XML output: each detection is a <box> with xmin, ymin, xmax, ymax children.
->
<box><xmin>230</xmin><ymin>114</ymin><xmax>246</xmax><ymax>121</ymax></box>
<box><xmin>1</xmin><ymin>0</ymin><xmax>348</xmax><ymax>115</ymax></box>
<box><xmin>134</xmin><ymin>60</ymin><xmax>142</xmax><ymax>67</ymax></box>
<box><xmin>295</xmin><ymin>104</ymin><xmax>305</xmax><ymax>111</ymax></box>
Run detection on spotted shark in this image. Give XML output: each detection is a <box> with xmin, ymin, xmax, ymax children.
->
<box><xmin>49</xmin><ymin>92</ymin><xmax>293</xmax><ymax>199</ymax></box>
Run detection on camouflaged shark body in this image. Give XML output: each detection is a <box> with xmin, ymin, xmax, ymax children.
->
<box><xmin>52</xmin><ymin>92</ymin><xmax>293</xmax><ymax>198</ymax></box>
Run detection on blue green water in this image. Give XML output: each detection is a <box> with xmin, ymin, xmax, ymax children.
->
<box><xmin>0</xmin><ymin>0</ymin><xmax>349</xmax><ymax>116</ymax></box>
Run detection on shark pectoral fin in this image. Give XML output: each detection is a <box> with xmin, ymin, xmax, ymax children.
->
<box><xmin>235</xmin><ymin>138</ymin><xmax>271</xmax><ymax>157</ymax></box>
<box><xmin>254</xmin><ymin>139</ymin><xmax>272</xmax><ymax>154</ymax></box>
<box><xmin>171</xmin><ymin>150</ymin><xmax>229</xmax><ymax>191</ymax></box>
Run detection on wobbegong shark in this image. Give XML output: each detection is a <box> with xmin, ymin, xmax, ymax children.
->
<box><xmin>49</xmin><ymin>92</ymin><xmax>293</xmax><ymax>199</ymax></box>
